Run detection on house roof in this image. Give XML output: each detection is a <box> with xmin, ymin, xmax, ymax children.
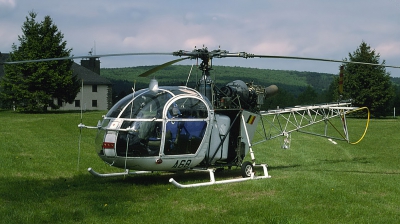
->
<box><xmin>71</xmin><ymin>62</ymin><xmax>112</xmax><ymax>85</ymax></box>
<box><xmin>0</xmin><ymin>52</ymin><xmax>111</xmax><ymax>85</ymax></box>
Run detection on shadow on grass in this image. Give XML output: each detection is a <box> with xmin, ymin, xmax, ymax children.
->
<box><xmin>0</xmin><ymin>167</ymin><xmax>268</xmax><ymax>204</ymax></box>
<box><xmin>269</xmin><ymin>164</ymin><xmax>302</xmax><ymax>170</ymax></box>
<box><xmin>1</xmin><ymin>171</ymin><xmax>222</xmax><ymax>222</ymax></box>
<box><xmin>116</xmin><ymin>167</ymin><xmax>264</xmax><ymax>186</ymax></box>
<box><xmin>268</xmin><ymin>157</ymin><xmax>400</xmax><ymax>175</ymax></box>
<box><xmin>0</xmin><ymin>169</ymin><xmax>250</xmax><ymax>222</ymax></box>
<box><xmin>318</xmin><ymin>156</ymin><xmax>372</xmax><ymax>164</ymax></box>
<box><xmin>0</xmin><ymin>168</ymin><xmax>249</xmax><ymax>203</ymax></box>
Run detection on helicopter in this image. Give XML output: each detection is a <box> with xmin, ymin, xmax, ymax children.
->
<box><xmin>3</xmin><ymin>46</ymin><xmax>398</xmax><ymax>188</ymax></box>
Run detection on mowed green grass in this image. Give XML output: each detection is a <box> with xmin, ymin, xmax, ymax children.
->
<box><xmin>0</xmin><ymin>110</ymin><xmax>399</xmax><ymax>223</ymax></box>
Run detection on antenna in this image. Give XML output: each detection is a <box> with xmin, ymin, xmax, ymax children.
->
<box><xmin>88</xmin><ymin>41</ymin><xmax>96</xmax><ymax>56</ymax></box>
<box><xmin>77</xmin><ymin>79</ymin><xmax>84</xmax><ymax>170</ymax></box>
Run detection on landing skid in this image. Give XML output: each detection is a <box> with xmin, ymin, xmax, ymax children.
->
<box><xmin>88</xmin><ymin>167</ymin><xmax>152</xmax><ymax>177</ymax></box>
<box><xmin>169</xmin><ymin>164</ymin><xmax>271</xmax><ymax>188</ymax></box>
<box><xmin>88</xmin><ymin>164</ymin><xmax>271</xmax><ymax>188</ymax></box>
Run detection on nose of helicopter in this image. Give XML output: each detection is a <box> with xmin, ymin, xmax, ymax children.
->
<box><xmin>93</xmin><ymin>85</ymin><xmax>215</xmax><ymax>171</ymax></box>
<box><xmin>102</xmin><ymin>132</ymin><xmax>118</xmax><ymax>157</ymax></box>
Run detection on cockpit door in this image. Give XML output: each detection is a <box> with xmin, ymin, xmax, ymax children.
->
<box><xmin>162</xmin><ymin>96</ymin><xmax>210</xmax><ymax>156</ymax></box>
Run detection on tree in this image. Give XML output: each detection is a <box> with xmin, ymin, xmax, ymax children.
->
<box><xmin>331</xmin><ymin>41</ymin><xmax>394</xmax><ymax>117</ymax></box>
<box><xmin>262</xmin><ymin>89</ymin><xmax>296</xmax><ymax>110</ymax></box>
<box><xmin>0</xmin><ymin>11</ymin><xmax>80</xmax><ymax>112</ymax></box>
<box><xmin>297</xmin><ymin>85</ymin><xmax>318</xmax><ymax>105</ymax></box>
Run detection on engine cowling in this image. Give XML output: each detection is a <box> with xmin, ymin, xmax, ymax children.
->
<box><xmin>219</xmin><ymin>80</ymin><xmax>278</xmax><ymax>111</ymax></box>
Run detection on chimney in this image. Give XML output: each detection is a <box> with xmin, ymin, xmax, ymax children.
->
<box><xmin>81</xmin><ymin>57</ymin><xmax>100</xmax><ymax>75</ymax></box>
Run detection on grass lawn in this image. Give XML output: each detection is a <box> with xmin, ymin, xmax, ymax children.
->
<box><xmin>0</xmin><ymin>110</ymin><xmax>399</xmax><ymax>223</ymax></box>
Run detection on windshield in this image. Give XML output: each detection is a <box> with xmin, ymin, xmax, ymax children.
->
<box><xmin>105</xmin><ymin>89</ymin><xmax>146</xmax><ymax>118</ymax></box>
<box><xmin>106</xmin><ymin>86</ymin><xmax>205</xmax><ymax>119</ymax></box>
<box><xmin>106</xmin><ymin>89</ymin><xmax>173</xmax><ymax>118</ymax></box>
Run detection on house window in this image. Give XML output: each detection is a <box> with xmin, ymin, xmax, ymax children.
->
<box><xmin>75</xmin><ymin>100</ymin><xmax>80</xmax><ymax>107</ymax></box>
<box><xmin>92</xmin><ymin>85</ymin><xmax>97</xmax><ymax>92</ymax></box>
<box><xmin>57</xmin><ymin>98</ymin><xmax>63</xmax><ymax>107</ymax></box>
<box><xmin>92</xmin><ymin>100</ymin><xmax>97</xmax><ymax>107</ymax></box>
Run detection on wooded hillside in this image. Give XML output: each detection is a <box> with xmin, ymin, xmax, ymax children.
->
<box><xmin>101</xmin><ymin>65</ymin><xmax>334</xmax><ymax>92</ymax></box>
<box><xmin>100</xmin><ymin>65</ymin><xmax>336</xmax><ymax>106</ymax></box>
<box><xmin>98</xmin><ymin>65</ymin><xmax>400</xmax><ymax>112</ymax></box>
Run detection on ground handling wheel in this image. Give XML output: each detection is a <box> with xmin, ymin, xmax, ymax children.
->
<box><xmin>241</xmin><ymin>161</ymin><xmax>253</xmax><ymax>178</ymax></box>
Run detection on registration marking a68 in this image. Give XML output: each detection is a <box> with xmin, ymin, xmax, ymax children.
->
<box><xmin>172</xmin><ymin>160</ymin><xmax>191</xmax><ymax>169</ymax></box>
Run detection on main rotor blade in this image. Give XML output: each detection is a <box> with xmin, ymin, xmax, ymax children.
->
<box><xmin>220</xmin><ymin>52</ymin><xmax>400</xmax><ymax>69</ymax></box>
<box><xmin>252</xmin><ymin>54</ymin><xmax>400</xmax><ymax>69</ymax></box>
<box><xmin>138</xmin><ymin>57</ymin><xmax>191</xmax><ymax>77</ymax></box>
<box><xmin>1</xmin><ymin>52</ymin><xmax>173</xmax><ymax>65</ymax></box>
<box><xmin>3</xmin><ymin>48</ymin><xmax>399</xmax><ymax>70</ymax></box>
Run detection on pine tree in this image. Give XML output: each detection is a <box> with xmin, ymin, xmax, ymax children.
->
<box><xmin>332</xmin><ymin>41</ymin><xmax>394</xmax><ymax>117</ymax></box>
<box><xmin>0</xmin><ymin>11</ymin><xmax>80</xmax><ymax>112</ymax></box>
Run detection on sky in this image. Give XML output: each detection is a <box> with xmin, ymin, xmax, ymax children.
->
<box><xmin>1</xmin><ymin>0</ymin><xmax>400</xmax><ymax>76</ymax></box>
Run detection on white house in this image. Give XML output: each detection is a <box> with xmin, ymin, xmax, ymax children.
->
<box><xmin>58</xmin><ymin>61</ymin><xmax>112</xmax><ymax>111</ymax></box>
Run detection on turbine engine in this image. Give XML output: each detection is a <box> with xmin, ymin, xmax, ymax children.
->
<box><xmin>218</xmin><ymin>80</ymin><xmax>278</xmax><ymax>111</ymax></box>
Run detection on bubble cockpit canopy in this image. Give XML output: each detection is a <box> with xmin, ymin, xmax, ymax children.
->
<box><xmin>98</xmin><ymin>86</ymin><xmax>212</xmax><ymax>157</ymax></box>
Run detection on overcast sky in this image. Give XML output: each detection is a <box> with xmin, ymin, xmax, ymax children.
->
<box><xmin>1</xmin><ymin>0</ymin><xmax>400</xmax><ymax>76</ymax></box>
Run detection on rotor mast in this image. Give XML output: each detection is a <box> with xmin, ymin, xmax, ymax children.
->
<box><xmin>173</xmin><ymin>46</ymin><xmax>228</xmax><ymax>101</ymax></box>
